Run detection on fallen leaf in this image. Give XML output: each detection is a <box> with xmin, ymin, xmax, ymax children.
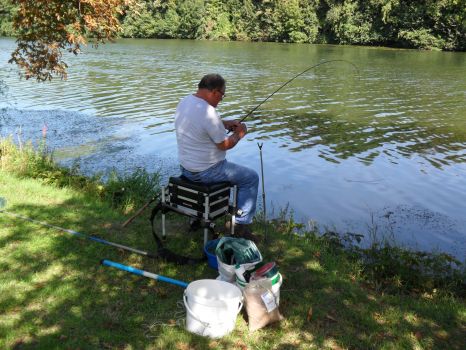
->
<box><xmin>176</xmin><ymin>342</ymin><xmax>192</xmax><ymax>350</ymax></box>
<box><xmin>234</xmin><ymin>340</ymin><xmax>248</xmax><ymax>350</ymax></box>
<box><xmin>208</xmin><ymin>341</ymin><xmax>219</xmax><ymax>349</ymax></box>
<box><xmin>434</xmin><ymin>330</ymin><xmax>449</xmax><ymax>340</ymax></box>
<box><xmin>307</xmin><ymin>307</ymin><xmax>313</xmax><ymax>322</ymax></box>
<box><xmin>325</xmin><ymin>314</ymin><xmax>337</xmax><ymax>323</ymax></box>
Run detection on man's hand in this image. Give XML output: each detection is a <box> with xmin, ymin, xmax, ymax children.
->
<box><xmin>223</xmin><ymin>119</ymin><xmax>241</xmax><ymax>131</ymax></box>
<box><xmin>216</xmin><ymin>122</ymin><xmax>247</xmax><ymax>151</ymax></box>
<box><xmin>233</xmin><ymin>123</ymin><xmax>247</xmax><ymax>138</ymax></box>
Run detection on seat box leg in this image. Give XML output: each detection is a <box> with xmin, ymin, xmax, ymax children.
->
<box><xmin>161</xmin><ymin>187</ymin><xmax>167</xmax><ymax>239</ymax></box>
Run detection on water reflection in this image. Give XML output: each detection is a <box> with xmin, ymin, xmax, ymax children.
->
<box><xmin>1</xmin><ymin>38</ymin><xmax>465</xmax><ymax>258</ymax></box>
<box><xmin>251</xmin><ymin>109</ymin><xmax>466</xmax><ymax>168</ymax></box>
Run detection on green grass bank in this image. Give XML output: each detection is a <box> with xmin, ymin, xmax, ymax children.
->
<box><xmin>0</xmin><ymin>138</ymin><xmax>465</xmax><ymax>349</ymax></box>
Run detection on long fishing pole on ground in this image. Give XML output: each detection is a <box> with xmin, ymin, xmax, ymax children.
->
<box><xmin>101</xmin><ymin>259</ymin><xmax>188</xmax><ymax>288</ymax></box>
<box><xmin>257</xmin><ymin>142</ymin><xmax>267</xmax><ymax>242</ymax></box>
<box><xmin>0</xmin><ymin>201</ymin><xmax>158</xmax><ymax>259</ymax></box>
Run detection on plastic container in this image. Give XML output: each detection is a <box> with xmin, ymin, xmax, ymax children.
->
<box><xmin>236</xmin><ymin>273</ymin><xmax>282</xmax><ymax>306</ymax></box>
<box><xmin>251</xmin><ymin>262</ymin><xmax>278</xmax><ymax>280</ymax></box>
<box><xmin>204</xmin><ymin>239</ymin><xmax>220</xmax><ymax>270</ymax></box>
<box><xmin>184</xmin><ymin>279</ymin><xmax>243</xmax><ymax>338</ymax></box>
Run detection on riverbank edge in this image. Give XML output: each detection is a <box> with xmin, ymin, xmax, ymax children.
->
<box><xmin>1</xmin><ymin>136</ymin><xmax>465</xmax><ymax>349</ymax></box>
<box><xmin>1</xmin><ymin>33</ymin><xmax>465</xmax><ymax>53</ymax></box>
<box><xmin>1</xmin><ymin>136</ymin><xmax>464</xmax><ymax>297</ymax></box>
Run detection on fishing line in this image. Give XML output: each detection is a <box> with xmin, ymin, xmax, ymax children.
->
<box><xmin>238</xmin><ymin>59</ymin><xmax>359</xmax><ymax>124</ymax></box>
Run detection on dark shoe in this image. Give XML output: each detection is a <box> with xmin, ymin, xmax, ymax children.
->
<box><xmin>234</xmin><ymin>224</ymin><xmax>262</xmax><ymax>244</ymax></box>
<box><xmin>224</xmin><ymin>221</ymin><xmax>250</xmax><ymax>235</ymax></box>
<box><xmin>189</xmin><ymin>218</ymin><xmax>201</xmax><ymax>232</ymax></box>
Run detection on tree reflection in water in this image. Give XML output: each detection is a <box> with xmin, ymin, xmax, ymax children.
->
<box><xmin>249</xmin><ymin>108</ymin><xmax>465</xmax><ymax>168</ymax></box>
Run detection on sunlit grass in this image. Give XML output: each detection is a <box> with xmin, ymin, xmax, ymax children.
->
<box><xmin>1</xmin><ymin>138</ymin><xmax>465</xmax><ymax>349</ymax></box>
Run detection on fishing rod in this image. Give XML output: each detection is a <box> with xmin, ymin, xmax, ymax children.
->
<box><xmin>0</xmin><ymin>205</ymin><xmax>158</xmax><ymax>259</ymax></box>
<box><xmin>101</xmin><ymin>259</ymin><xmax>189</xmax><ymax>288</ymax></box>
<box><xmin>237</xmin><ymin>59</ymin><xmax>359</xmax><ymax>125</ymax></box>
<box><xmin>122</xmin><ymin>196</ymin><xmax>157</xmax><ymax>228</ymax></box>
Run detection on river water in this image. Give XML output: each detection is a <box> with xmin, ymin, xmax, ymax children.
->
<box><xmin>1</xmin><ymin>38</ymin><xmax>465</xmax><ymax>259</ymax></box>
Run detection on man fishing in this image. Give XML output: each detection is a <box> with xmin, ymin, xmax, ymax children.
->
<box><xmin>174</xmin><ymin>73</ymin><xmax>260</xmax><ymax>242</ymax></box>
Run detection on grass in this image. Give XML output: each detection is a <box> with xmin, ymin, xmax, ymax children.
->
<box><xmin>0</xmin><ymin>137</ymin><xmax>160</xmax><ymax>213</ymax></box>
<box><xmin>1</xmin><ymin>138</ymin><xmax>465</xmax><ymax>349</ymax></box>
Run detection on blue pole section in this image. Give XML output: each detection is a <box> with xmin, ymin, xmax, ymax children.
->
<box><xmin>0</xmin><ymin>210</ymin><xmax>157</xmax><ymax>258</ymax></box>
<box><xmin>101</xmin><ymin>259</ymin><xmax>189</xmax><ymax>289</ymax></box>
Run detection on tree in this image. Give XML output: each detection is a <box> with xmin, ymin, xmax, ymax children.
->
<box><xmin>199</xmin><ymin>0</ymin><xmax>234</xmax><ymax>40</ymax></box>
<box><xmin>176</xmin><ymin>0</ymin><xmax>205</xmax><ymax>40</ymax></box>
<box><xmin>8</xmin><ymin>0</ymin><xmax>133</xmax><ymax>81</ymax></box>
<box><xmin>0</xmin><ymin>0</ymin><xmax>17</xmax><ymax>36</ymax></box>
<box><xmin>270</xmin><ymin>0</ymin><xmax>319</xmax><ymax>43</ymax></box>
<box><xmin>6</xmin><ymin>0</ymin><xmax>465</xmax><ymax>80</ymax></box>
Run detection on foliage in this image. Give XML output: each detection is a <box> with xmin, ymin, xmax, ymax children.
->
<box><xmin>0</xmin><ymin>0</ymin><xmax>17</xmax><ymax>36</ymax></box>
<box><xmin>315</xmin><ymin>228</ymin><xmax>466</xmax><ymax>298</ymax></box>
<box><xmin>372</xmin><ymin>0</ymin><xmax>466</xmax><ymax>50</ymax></box>
<box><xmin>227</xmin><ymin>0</ymin><xmax>259</xmax><ymax>41</ymax></box>
<box><xmin>359</xmin><ymin>244</ymin><xmax>465</xmax><ymax>297</ymax></box>
<box><xmin>120</xmin><ymin>1</ymin><xmax>160</xmax><ymax>38</ymax></box>
<box><xmin>176</xmin><ymin>0</ymin><xmax>205</xmax><ymax>39</ymax></box>
<box><xmin>398</xmin><ymin>28</ymin><xmax>444</xmax><ymax>50</ymax></box>
<box><xmin>0</xmin><ymin>137</ymin><xmax>159</xmax><ymax>212</ymax></box>
<box><xmin>4</xmin><ymin>0</ymin><xmax>466</xmax><ymax>79</ymax></box>
<box><xmin>1</xmin><ymin>168</ymin><xmax>465</xmax><ymax>349</ymax></box>
<box><xmin>118</xmin><ymin>0</ymin><xmax>465</xmax><ymax>50</ymax></box>
<box><xmin>323</xmin><ymin>1</ymin><xmax>381</xmax><ymax>45</ymax></box>
<box><xmin>8</xmin><ymin>0</ymin><xmax>134</xmax><ymax>81</ymax></box>
<box><xmin>103</xmin><ymin>168</ymin><xmax>160</xmax><ymax>213</ymax></box>
<box><xmin>269</xmin><ymin>0</ymin><xmax>319</xmax><ymax>43</ymax></box>
<box><xmin>201</xmin><ymin>0</ymin><xmax>233</xmax><ymax>40</ymax></box>
<box><xmin>269</xmin><ymin>206</ymin><xmax>466</xmax><ymax>298</ymax></box>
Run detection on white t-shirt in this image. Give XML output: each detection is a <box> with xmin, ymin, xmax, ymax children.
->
<box><xmin>174</xmin><ymin>94</ymin><xmax>227</xmax><ymax>172</ymax></box>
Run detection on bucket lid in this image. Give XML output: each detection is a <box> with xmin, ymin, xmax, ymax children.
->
<box><xmin>239</xmin><ymin>272</ymin><xmax>281</xmax><ymax>287</ymax></box>
<box><xmin>186</xmin><ymin>279</ymin><xmax>242</xmax><ymax>302</ymax></box>
<box><xmin>252</xmin><ymin>262</ymin><xmax>277</xmax><ymax>279</ymax></box>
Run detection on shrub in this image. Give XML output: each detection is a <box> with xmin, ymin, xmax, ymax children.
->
<box><xmin>398</xmin><ymin>28</ymin><xmax>444</xmax><ymax>50</ymax></box>
<box><xmin>0</xmin><ymin>137</ymin><xmax>160</xmax><ymax>213</ymax></box>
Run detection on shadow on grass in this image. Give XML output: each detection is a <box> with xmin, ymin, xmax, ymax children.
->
<box><xmin>0</xmin><ymin>197</ymin><xmax>226</xmax><ymax>350</ymax></box>
<box><xmin>261</xmin><ymin>233</ymin><xmax>465</xmax><ymax>350</ymax></box>
<box><xmin>0</xmin><ymin>199</ymin><xmax>464</xmax><ymax>349</ymax></box>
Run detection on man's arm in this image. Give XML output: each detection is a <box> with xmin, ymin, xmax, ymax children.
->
<box><xmin>216</xmin><ymin>123</ymin><xmax>247</xmax><ymax>151</ymax></box>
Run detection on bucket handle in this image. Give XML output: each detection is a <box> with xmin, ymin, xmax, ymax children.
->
<box><xmin>183</xmin><ymin>294</ymin><xmax>210</xmax><ymax>333</ymax></box>
<box><xmin>183</xmin><ymin>293</ymin><xmax>243</xmax><ymax>326</ymax></box>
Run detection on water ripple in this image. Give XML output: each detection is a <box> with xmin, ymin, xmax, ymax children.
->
<box><xmin>1</xmin><ymin>38</ymin><xmax>465</xmax><ymax>258</ymax></box>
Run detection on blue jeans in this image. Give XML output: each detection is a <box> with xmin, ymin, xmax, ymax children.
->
<box><xmin>181</xmin><ymin>160</ymin><xmax>259</xmax><ymax>224</ymax></box>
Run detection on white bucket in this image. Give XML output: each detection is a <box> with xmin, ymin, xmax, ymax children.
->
<box><xmin>184</xmin><ymin>279</ymin><xmax>243</xmax><ymax>338</ymax></box>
